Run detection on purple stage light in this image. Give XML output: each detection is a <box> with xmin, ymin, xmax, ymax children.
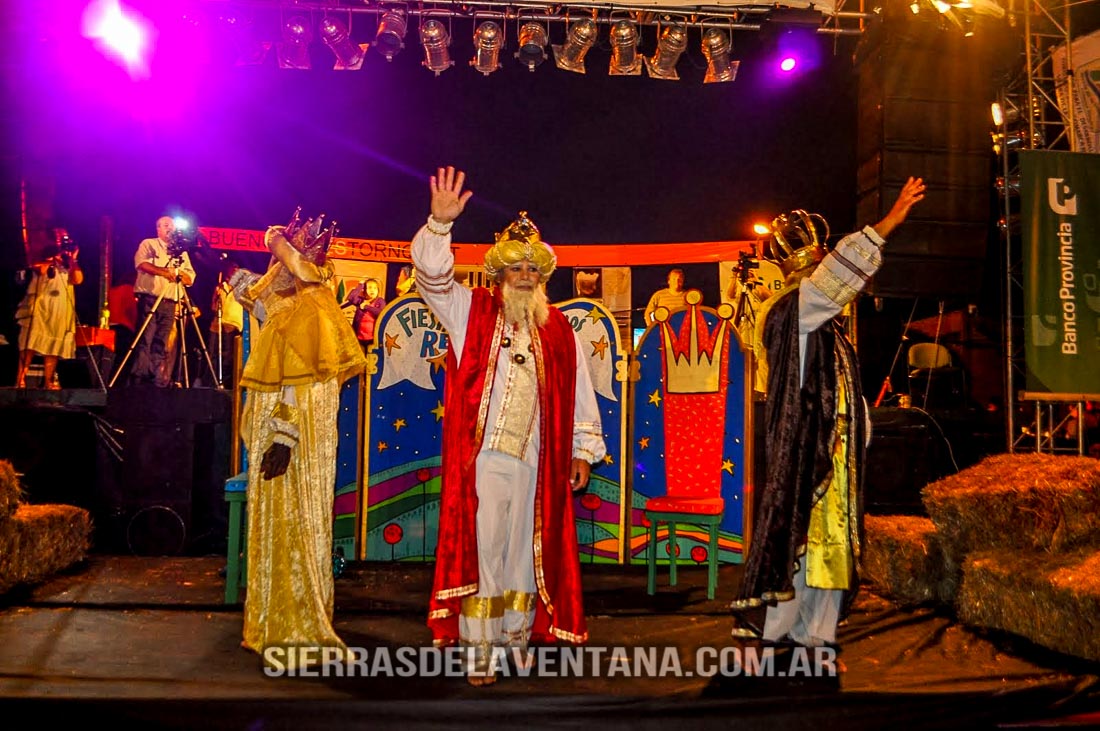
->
<box><xmin>779</xmin><ymin>56</ymin><xmax>797</xmax><ymax>72</ymax></box>
<box><xmin>81</xmin><ymin>0</ymin><xmax>154</xmax><ymax>79</ymax></box>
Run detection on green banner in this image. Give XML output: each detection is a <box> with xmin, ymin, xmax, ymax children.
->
<box><xmin>1021</xmin><ymin>150</ymin><xmax>1100</xmax><ymax>393</ymax></box>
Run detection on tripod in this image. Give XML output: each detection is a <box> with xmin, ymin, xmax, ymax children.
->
<box><xmin>732</xmin><ymin>250</ymin><xmax>760</xmax><ymax>333</ymax></box>
<box><xmin>109</xmin><ymin>262</ymin><xmax>218</xmax><ymax>388</ymax></box>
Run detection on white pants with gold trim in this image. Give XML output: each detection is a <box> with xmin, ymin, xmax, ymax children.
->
<box><xmin>458</xmin><ymin>450</ymin><xmax>537</xmax><ymax>672</ymax></box>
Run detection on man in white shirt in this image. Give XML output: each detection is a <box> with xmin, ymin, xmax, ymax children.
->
<box><xmin>414</xmin><ymin>166</ymin><xmax>606</xmax><ymax>686</ymax></box>
<box><xmin>129</xmin><ymin>216</ymin><xmax>196</xmax><ymax>387</ymax></box>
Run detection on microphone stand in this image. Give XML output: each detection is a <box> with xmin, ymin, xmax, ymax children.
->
<box><xmin>874</xmin><ymin>298</ymin><xmax>919</xmax><ymax>408</ymax></box>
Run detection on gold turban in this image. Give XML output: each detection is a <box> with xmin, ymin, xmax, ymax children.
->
<box><xmin>483</xmin><ymin>211</ymin><xmax>557</xmax><ymax>280</ymax></box>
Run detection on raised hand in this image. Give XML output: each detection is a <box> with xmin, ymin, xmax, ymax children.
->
<box><xmin>430</xmin><ymin>166</ymin><xmax>473</xmax><ymax>225</ymax></box>
<box><xmin>873</xmin><ymin>176</ymin><xmax>926</xmax><ymax>240</ymax></box>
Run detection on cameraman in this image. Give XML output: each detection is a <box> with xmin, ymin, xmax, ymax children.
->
<box><xmin>15</xmin><ymin>228</ymin><xmax>83</xmax><ymax>389</ymax></box>
<box><xmin>129</xmin><ymin>215</ymin><xmax>196</xmax><ymax>387</ymax></box>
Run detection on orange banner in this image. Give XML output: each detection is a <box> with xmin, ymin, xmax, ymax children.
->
<box><xmin>200</xmin><ymin>227</ymin><xmax>756</xmax><ymax>267</ymax></box>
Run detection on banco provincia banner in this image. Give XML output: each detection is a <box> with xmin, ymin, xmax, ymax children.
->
<box><xmin>1021</xmin><ymin>150</ymin><xmax>1100</xmax><ymax>393</ymax></box>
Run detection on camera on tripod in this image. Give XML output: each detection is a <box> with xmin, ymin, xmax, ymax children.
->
<box><xmin>166</xmin><ymin>219</ymin><xmax>208</xmax><ymax>260</ymax></box>
<box><xmin>736</xmin><ymin>250</ymin><xmax>759</xmax><ymax>287</ymax></box>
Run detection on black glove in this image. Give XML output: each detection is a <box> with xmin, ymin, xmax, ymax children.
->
<box><xmin>260</xmin><ymin>443</ymin><xmax>292</xmax><ymax>480</ymax></box>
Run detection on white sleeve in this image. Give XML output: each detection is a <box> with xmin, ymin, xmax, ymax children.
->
<box><xmin>571</xmin><ymin>330</ymin><xmax>608</xmax><ymax>464</ymax></box>
<box><xmin>411</xmin><ymin>218</ymin><xmax>472</xmax><ymax>362</ymax></box>
<box><xmin>799</xmin><ymin>226</ymin><xmax>885</xmax><ymax>335</ymax></box>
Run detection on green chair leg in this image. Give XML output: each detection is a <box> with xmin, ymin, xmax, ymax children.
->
<box><xmin>668</xmin><ymin>522</ymin><xmax>678</xmax><ymax>587</ymax></box>
<box><xmin>224</xmin><ymin>498</ymin><xmax>243</xmax><ymax>604</ymax></box>
<box><xmin>647</xmin><ymin>514</ymin><xmax>657</xmax><ymax>595</ymax></box>
<box><xmin>707</xmin><ymin>521</ymin><xmax>719</xmax><ymax>600</ymax></box>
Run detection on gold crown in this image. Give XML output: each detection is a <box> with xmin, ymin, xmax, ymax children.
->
<box><xmin>656</xmin><ymin>290</ymin><xmax>734</xmax><ymax>394</ymax></box>
<box><xmin>762</xmin><ymin>209</ymin><xmax>831</xmax><ymax>277</ymax></box>
<box><xmin>484</xmin><ymin>211</ymin><xmax>557</xmax><ymax>279</ymax></box>
<box><xmin>285</xmin><ymin>206</ymin><xmax>337</xmax><ymax>263</ymax></box>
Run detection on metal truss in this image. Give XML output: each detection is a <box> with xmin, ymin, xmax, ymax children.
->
<box><xmin>997</xmin><ymin>0</ymin><xmax>1092</xmax><ymax>454</ymax></box>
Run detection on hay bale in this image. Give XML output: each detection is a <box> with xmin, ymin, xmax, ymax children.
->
<box><xmin>0</xmin><ymin>504</ymin><xmax>92</xmax><ymax>595</ymax></box>
<box><xmin>921</xmin><ymin>453</ymin><xmax>1100</xmax><ymax>557</ymax></box>
<box><xmin>862</xmin><ymin>514</ymin><xmax>959</xmax><ymax>606</ymax></box>
<box><xmin>0</xmin><ymin>459</ymin><xmax>22</xmax><ymax>523</ymax></box>
<box><xmin>957</xmin><ymin>548</ymin><xmax>1100</xmax><ymax>662</ymax></box>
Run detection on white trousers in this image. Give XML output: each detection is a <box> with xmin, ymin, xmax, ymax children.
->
<box><xmin>762</xmin><ymin>561</ymin><xmax>842</xmax><ymax>646</ymax></box>
<box><xmin>458</xmin><ymin>450</ymin><xmax>538</xmax><ymax>670</ymax></box>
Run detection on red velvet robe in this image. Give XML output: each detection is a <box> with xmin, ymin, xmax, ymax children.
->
<box><xmin>427</xmin><ymin>287</ymin><xmax>588</xmax><ymax>645</ymax></box>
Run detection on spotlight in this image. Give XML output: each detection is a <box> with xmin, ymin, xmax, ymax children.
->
<box><xmin>752</xmin><ymin>222</ymin><xmax>772</xmax><ymax>236</ymax></box>
<box><xmin>779</xmin><ymin>56</ymin><xmax>797</xmax><ymax>72</ymax></box>
<box><xmin>471</xmin><ymin>21</ymin><xmax>503</xmax><ymax>76</ymax></box>
<box><xmin>374</xmin><ymin>10</ymin><xmax>407</xmax><ymax>61</ymax></box>
<box><xmin>702</xmin><ymin>28</ymin><xmax>738</xmax><ymax>83</ymax></box>
<box><xmin>608</xmin><ymin>19</ymin><xmax>642</xmax><ymax>76</ymax></box>
<box><xmin>990</xmin><ymin>101</ymin><xmax>1004</xmax><ymax>126</ymax></box>
<box><xmin>277</xmin><ymin>15</ymin><xmax>312</xmax><ymax>70</ymax></box>
<box><xmin>645</xmin><ymin>22</ymin><xmax>688</xmax><ymax>81</ymax></box>
<box><xmin>319</xmin><ymin>16</ymin><xmax>365</xmax><ymax>70</ymax></box>
<box><xmin>516</xmin><ymin>21</ymin><xmax>548</xmax><ymax>71</ymax></box>
<box><xmin>420</xmin><ymin>19</ymin><xmax>453</xmax><ymax>75</ymax></box>
<box><xmin>553</xmin><ymin>18</ymin><xmax>598</xmax><ymax>74</ymax></box>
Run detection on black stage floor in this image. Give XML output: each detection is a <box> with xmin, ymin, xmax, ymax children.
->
<box><xmin>1</xmin><ymin>557</ymin><xmax>1098</xmax><ymax>730</ymax></box>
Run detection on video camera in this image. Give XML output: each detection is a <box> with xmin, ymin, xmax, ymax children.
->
<box><xmin>167</xmin><ymin>219</ymin><xmax>208</xmax><ymax>260</ymax></box>
<box><xmin>735</xmin><ymin>249</ymin><xmax>759</xmax><ymax>286</ymax></box>
<box><xmin>59</xmin><ymin>233</ymin><xmax>78</xmax><ymax>255</ymax></box>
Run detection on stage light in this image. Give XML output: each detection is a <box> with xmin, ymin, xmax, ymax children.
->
<box><xmin>752</xmin><ymin>222</ymin><xmax>772</xmax><ymax>236</ymax></box>
<box><xmin>645</xmin><ymin>22</ymin><xmax>688</xmax><ymax>81</ymax></box>
<box><xmin>608</xmin><ymin>19</ymin><xmax>642</xmax><ymax>76</ymax></box>
<box><xmin>516</xmin><ymin>21</ymin><xmax>548</xmax><ymax>71</ymax></box>
<box><xmin>320</xmin><ymin>16</ymin><xmax>366</xmax><ymax>70</ymax></box>
<box><xmin>173</xmin><ymin>217</ymin><xmax>190</xmax><ymax>232</ymax></box>
<box><xmin>81</xmin><ymin>0</ymin><xmax>154</xmax><ymax>79</ymax></box>
<box><xmin>420</xmin><ymin>20</ymin><xmax>453</xmax><ymax>75</ymax></box>
<box><xmin>553</xmin><ymin>18</ymin><xmax>598</xmax><ymax>74</ymax></box>
<box><xmin>910</xmin><ymin>2</ymin><xmax>921</xmax><ymax>13</ymax></box>
<box><xmin>277</xmin><ymin>15</ymin><xmax>312</xmax><ymax>69</ymax></box>
<box><xmin>470</xmin><ymin>21</ymin><xmax>503</xmax><ymax>76</ymax></box>
<box><xmin>779</xmin><ymin>56</ymin><xmax>797</xmax><ymax>72</ymax></box>
<box><xmin>374</xmin><ymin>10</ymin><xmax>408</xmax><ymax>61</ymax></box>
<box><xmin>990</xmin><ymin>101</ymin><xmax>1004</xmax><ymax>126</ymax></box>
<box><xmin>702</xmin><ymin>28</ymin><xmax>738</xmax><ymax>83</ymax></box>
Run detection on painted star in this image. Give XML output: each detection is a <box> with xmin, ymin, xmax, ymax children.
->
<box><xmin>590</xmin><ymin>335</ymin><xmax>609</xmax><ymax>360</ymax></box>
<box><xmin>384</xmin><ymin>333</ymin><xmax>402</xmax><ymax>356</ymax></box>
<box><xmin>377</xmin><ymin>441</ymin><xmax>389</xmax><ymax>453</ymax></box>
<box><xmin>431</xmin><ymin>400</ymin><xmax>445</xmax><ymax>421</ymax></box>
<box><xmin>426</xmin><ymin>350</ymin><xmax>448</xmax><ymax>373</ymax></box>
<box><xmin>722</xmin><ymin>458</ymin><xmax>735</xmax><ymax>475</ymax></box>
<box><xmin>393</xmin><ymin>418</ymin><xmax>407</xmax><ymax>432</ymax></box>
<box><xmin>638</xmin><ymin>437</ymin><xmax>651</xmax><ymax>450</ymax></box>
<box><xmin>603</xmin><ymin>454</ymin><xmax>614</xmax><ymax>465</ymax></box>
<box><xmin>585</xmin><ymin>308</ymin><xmax>607</xmax><ymax>324</ymax></box>
<box><xmin>648</xmin><ymin>389</ymin><xmax>662</xmax><ymax>407</ymax></box>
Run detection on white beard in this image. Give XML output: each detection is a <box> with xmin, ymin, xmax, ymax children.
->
<box><xmin>502</xmin><ymin>282</ymin><xmax>550</xmax><ymax>328</ymax></box>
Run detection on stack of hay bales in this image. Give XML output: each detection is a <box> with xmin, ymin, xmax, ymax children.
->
<box><xmin>0</xmin><ymin>459</ymin><xmax>92</xmax><ymax>595</ymax></box>
<box><xmin>862</xmin><ymin>452</ymin><xmax>1100</xmax><ymax>662</ymax></box>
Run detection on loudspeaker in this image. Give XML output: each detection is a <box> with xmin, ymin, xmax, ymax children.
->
<box><xmin>97</xmin><ymin>388</ymin><xmax>234</xmax><ymax>556</ymax></box>
<box><xmin>856</xmin><ymin>14</ymin><xmax>1001</xmax><ymax>299</ymax></box>
<box><xmin>57</xmin><ymin>345</ymin><xmax>115</xmax><ymax>389</ymax></box>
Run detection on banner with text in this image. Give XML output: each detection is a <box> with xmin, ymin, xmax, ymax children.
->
<box><xmin>1021</xmin><ymin>150</ymin><xmax>1100</xmax><ymax>393</ymax></box>
<box><xmin>1052</xmin><ymin>28</ymin><xmax>1100</xmax><ymax>154</ymax></box>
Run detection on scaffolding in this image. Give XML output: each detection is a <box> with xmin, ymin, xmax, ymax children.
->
<box><xmin>997</xmin><ymin>0</ymin><xmax>1097</xmax><ymax>455</ymax></box>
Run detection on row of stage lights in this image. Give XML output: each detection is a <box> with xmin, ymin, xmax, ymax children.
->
<box><xmin>275</xmin><ymin>11</ymin><xmax>783</xmax><ymax>81</ymax></box>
